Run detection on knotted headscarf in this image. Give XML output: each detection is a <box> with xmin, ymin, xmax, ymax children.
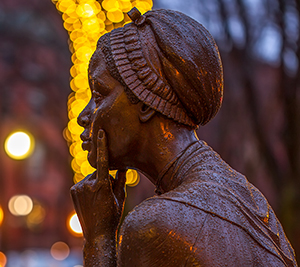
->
<box><xmin>96</xmin><ymin>8</ymin><xmax>223</xmax><ymax>128</ymax></box>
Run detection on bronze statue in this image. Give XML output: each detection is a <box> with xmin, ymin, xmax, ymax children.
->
<box><xmin>70</xmin><ymin>8</ymin><xmax>298</xmax><ymax>266</ymax></box>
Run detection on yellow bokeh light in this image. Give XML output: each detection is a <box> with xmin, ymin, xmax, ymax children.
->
<box><xmin>74</xmin><ymin>173</ymin><xmax>84</xmax><ymax>183</ymax></box>
<box><xmin>70</xmin><ymin>99</ymin><xmax>87</xmax><ymax>118</ymax></box>
<box><xmin>71</xmin><ymin>132</ymin><xmax>82</xmax><ymax>141</ymax></box>
<box><xmin>82</xmin><ymin>18</ymin><xmax>103</xmax><ymax>33</ymax></box>
<box><xmin>50</xmin><ymin>241</ymin><xmax>70</xmax><ymax>261</ymax></box>
<box><xmin>126</xmin><ymin>169</ymin><xmax>140</xmax><ymax>186</ymax></box>
<box><xmin>57</xmin><ymin>1</ymin><xmax>69</xmax><ymax>12</ymax></box>
<box><xmin>69</xmin><ymin>141</ymin><xmax>84</xmax><ymax>157</ymax></box>
<box><xmin>70</xmin><ymin>29</ymin><xmax>85</xmax><ymax>41</ymax></box>
<box><xmin>120</xmin><ymin>0</ymin><xmax>132</xmax><ymax>12</ymax></box>
<box><xmin>64</xmin><ymin>16</ymin><xmax>77</xmax><ymax>25</ymax></box>
<box><xmin>0</xmin><ymin>206</ymin><xmax>3</xmax><ymax>226</ymax></box>
<box><xmin>75</xmin><ymin>88</ymin><xmax>91</xmax><ymax>101</ymax></box>
<box><xmin>26</xmin><ymin>203</ymin><xmax>46</xmax><ymax>228</ymax></box>
<box><xmin>8</xmin><ymin>195</ymin><xmax>33</xmax><ymax>216</ymax></box>
<box><xmin>72</xmin><ymin>19</ymin><xmax>83</xmax><ymax>30</ymax></box>
<box><xmin>70</xmin><ymin>65</ymin><xmax>78</xmax><ymax>77</ymax></box>
<box><xmin>109</xmin><ymin>170</ymin><xmax>118</xmax><ymax>177</ymax></box>
<box><xmin>107</xmin><ymin>8</ymin><xmax>124</xmax><ymax>23</ymax></box>
<box><xmin>76</xmin><ymin>3</ymin><xmax>95</xmax><ymax>18</ymax></box>
<box><xmin>63</xmin><ymin>127</ymin><xmax>73</xmax><ymax>142</ymax></box>
<box><xmin>4</xmin><ymin>131</ymin><xmax>34</xmax><ymax>160</ymax></box>
<box><xmin>109</xmin><ymin>169</ymin><xmax>139</xmax><ymax>186</ymax></box>
<box><xmin>52</xmin><ymin>0</ymin><xmax>152</xmax><ymax>186</ymax></box>
<box><xmin>102</xmin><ymin>0</ymin><xmax>120</xmax><ymax>11</ymax></box>
<box><xmin>80</xmin><ymin>160</ymin><xmax>96</xmax><ymax>176</ymax></box>
<box><xmin>76</xmin><ymin>46</ymin><xmax>93</xmax><ymax>62</ymax></box>
<box><xmin>68</xmin><ymin>118</ymin><xmax>84</xmax><ymax>135</ymax></box>
<box><xmin>67</xmin><ymin>212</ymin><xmax>83</xmax><ymax>236</ymax></box>
<box><xmin>0</xmin><ymin>252</ymin><xmax>7</xmax><ymax>267</ymax></box>
<box><xmin>71</xmin><ymin>158</ymin><xmax>81</xmax><ymax>173</ymax></box>
<box><xmin>98</xmin><ymin>10</ymin><xmax>106</xmax><ymax>21</ymax></box>
<box><xmin>75</xmin><ymin>150</ymin><xmax>88</xmax><ymax>162</ymax></box>
<box><xmin>64</xmin><ymin>4</ymin><xmax>77</xmax><ymax>17</ymax></box>
<box><xmin>70</xmin><ymin>78</ymin><xmax>79</xmax><ymax>91</ymax></box>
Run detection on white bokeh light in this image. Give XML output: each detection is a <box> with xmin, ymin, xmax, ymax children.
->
<box><xmin>8</xmin><ymin>195</ymin><xmax>33</xmax><ymax>216</ymax></box>
<box><xmin>4</xmin><ymin>131</ymin><xmax>34</xmax><ymax>160</ymax></box>
<box><xmin>68</xmin><ymin>213</ymin><xmax>83</xmax><ymax>235</ymax></box>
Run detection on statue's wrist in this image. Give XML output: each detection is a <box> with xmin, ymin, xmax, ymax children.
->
<box><xmin>84</xmin><ymin>222</ymin><xmax>118</xmax><ymax>241</ymax></box>
<box><xmin>83</xmin><ymin>234</ymin><xmax>117</xmax><ymax>266</ymax></box>
<box><xmin>84</xmin><ymin>232</ymin><xmax>117</xmax><ymax>247</ymax></box>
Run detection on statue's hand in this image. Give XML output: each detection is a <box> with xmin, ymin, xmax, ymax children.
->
<box><xmin>70</xmin><ymin>129</ymin><xmax>126</xmax><ymax>241</ymax></box>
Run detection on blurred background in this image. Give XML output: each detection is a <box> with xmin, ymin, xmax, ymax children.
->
<box><xmin>0</xmin><ymin>0</ymin><xmax>299</xmax><ymax>266</ymax></box>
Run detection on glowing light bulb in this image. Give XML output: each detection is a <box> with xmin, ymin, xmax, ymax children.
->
<box><xmin>4</xmin><ymin>131</ymin><xmax>34</xmax><ymax>160</ymax></box>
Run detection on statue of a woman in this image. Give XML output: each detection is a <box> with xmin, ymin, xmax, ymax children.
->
<box><xmin>70</xmin><ymin>8</ymin><xmax>298</xmax><ymax>266</ymax></box>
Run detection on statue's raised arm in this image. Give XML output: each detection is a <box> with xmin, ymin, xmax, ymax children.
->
<box><xmin>70</xmin><ymin>7</ymin><xmax>298</xmax><ymax>267</ymax></box>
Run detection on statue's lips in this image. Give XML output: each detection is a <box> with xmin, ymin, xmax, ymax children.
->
<box><xmin>82</xmin><ymin>141</ymin><xmax>91</xmax><ymax>152</ymax></box>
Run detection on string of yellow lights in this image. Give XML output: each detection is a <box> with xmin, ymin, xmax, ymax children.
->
<box><xmin>52</xmin><ymin>0</ymin><xmax>153</xmax><ymax>185</ymax></box>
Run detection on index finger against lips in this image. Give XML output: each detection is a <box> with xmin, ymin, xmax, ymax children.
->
<box><xmin>96</xmin><ymin>129</ymin><xmax>110</xmax><ymax>187</ymax></box>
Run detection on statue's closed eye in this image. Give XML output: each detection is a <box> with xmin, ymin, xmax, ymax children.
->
<box><xmin>92</xmin><ymin>90</ymin><xmax>104</xmax><ymax>103</ymax></box>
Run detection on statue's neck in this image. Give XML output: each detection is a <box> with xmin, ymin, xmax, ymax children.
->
<box><xmin>155</xmin><ymin>139</ymin><xmax>203</xmax><ymax>194</ymax></box>
<box><xmin>154</xmin><ymin>148</ymin><xmax>186</xmax><ymax>194</ymax></box>
<box><xmin>131</xmin><ymin>124</ymin><xmax>198</xmax><ymax>193</ymax></box>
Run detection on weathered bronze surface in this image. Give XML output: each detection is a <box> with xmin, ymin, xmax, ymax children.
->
<box><xmin>70</xmin><ymin>8</ymin><xmax>298</xmax><ymax>266</ymax></box>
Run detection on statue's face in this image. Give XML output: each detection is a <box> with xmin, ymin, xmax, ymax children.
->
<box><xmin>78</xmin><ymin>50</ymin><xmax>140</xmax><ymax>169</ymax></box>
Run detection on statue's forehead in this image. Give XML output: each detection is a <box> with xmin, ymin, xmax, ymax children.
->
<box><xmin>88</xmin><ymin>50</ymin><xmax>106</xmax><ymax>78</ymax></box>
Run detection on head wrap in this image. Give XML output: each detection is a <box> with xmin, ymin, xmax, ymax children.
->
<box><xmin>96</xmin><ymin>8</ymin><xmax>223</xmax><ymax>128</ymax></box>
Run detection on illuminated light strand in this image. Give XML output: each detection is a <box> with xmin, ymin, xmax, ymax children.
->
<box><xmin>53</xmin><ymin>0</ymin><xmax>153</xmax><ymax>185</ymax></box>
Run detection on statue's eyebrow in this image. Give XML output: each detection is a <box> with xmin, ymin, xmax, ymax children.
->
<box><xmin>90</xmin><ymin>76</ymin><xmax>106</xmax><ymax>88</ymax></box>
<box><xmin>89</xmin><ymin>76</ymin><xmax>111</xmax><ymax>95</ymax></box>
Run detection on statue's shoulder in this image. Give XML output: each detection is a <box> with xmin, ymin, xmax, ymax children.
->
<box><xmin>117</xmin><ymin>196</ymin><xmax>208</xmax><ymax>266</ymax></box>
<box><xmin>122</xmin><ymin>195</ymin><xmax>207</xmax><ymax>231</ymax></box>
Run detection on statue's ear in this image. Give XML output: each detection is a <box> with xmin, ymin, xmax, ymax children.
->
<box><xmin>139</xmin><ymin>103</ymin><xmax>156</xmax><ymax>122</ymax></box>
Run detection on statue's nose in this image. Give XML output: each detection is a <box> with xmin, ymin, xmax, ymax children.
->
<box><xmin>77</xmin><ymin>107</ymin><xmax>91</xmax><ymax>128</ymax></box>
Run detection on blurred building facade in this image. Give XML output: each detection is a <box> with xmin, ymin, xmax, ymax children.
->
<box><xmin>0</xmin><ymin>0</ymin><xmax>83</xmax><ymax>263</ymax></box>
